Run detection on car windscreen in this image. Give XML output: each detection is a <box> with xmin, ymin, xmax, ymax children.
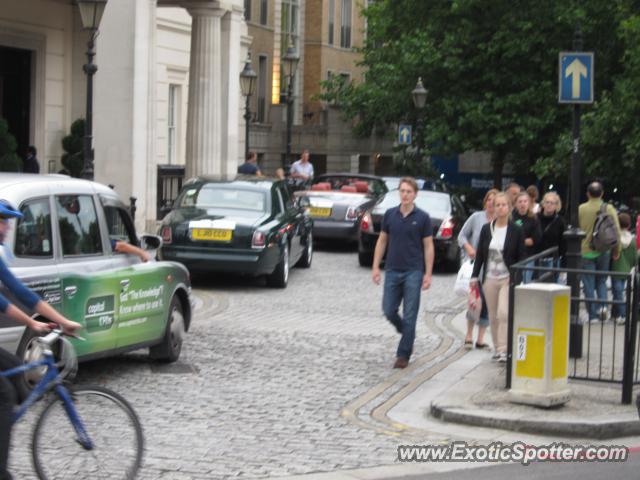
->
<box><xmin>378</xmin><ymin>191</ymin><xmax>450</xmax><ymax>217</ymax></box>
<box><xmin>179</xmin><ymin>185</ymin><xmax>267</xmax><ymax>212</ymax></box>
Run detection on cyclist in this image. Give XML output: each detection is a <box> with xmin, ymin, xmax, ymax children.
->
<box><xmin>0</xmin><ymin>199</ymin><xmax>80</xmax><ymax>480</ymax></box>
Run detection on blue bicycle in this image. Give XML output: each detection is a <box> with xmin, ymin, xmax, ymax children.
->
<box><xmin>2</xmin><ymin>329</ymin><xmax>144</xmax><ymax>479</ymax></box>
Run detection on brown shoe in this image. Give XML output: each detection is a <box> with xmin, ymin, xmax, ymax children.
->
<box><xmin>393</xmin><ymin>357</ymin><xmax>409</xmax><ymax>369</ymax></box>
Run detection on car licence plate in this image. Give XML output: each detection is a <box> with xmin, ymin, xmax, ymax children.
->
<box><xmin>309</xmin><ymin>207</ymin><xmax>332</xmax><ymax>217</ymax></box>
<box><xmin>191</xmin><ymin>228</ymin><xmax>233</xmax><ymax>241</ymax></box>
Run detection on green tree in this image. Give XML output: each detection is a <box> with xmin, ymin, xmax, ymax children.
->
<box><xmin>0</xmin><ymin>118</ymin><xmax>22</xmax><ymax>172</ymax></box>
<box><xmin>534</xmin><ymin>8</ymin><xmax>640</xmax><ymax>195</ymax></box>
<box><xmin>321</xmin><ymin>0</ymin><xmax>627</xmax><ymax>187</ymax></box>
<box><xmin>61</xmin><ymin>119</ymin><xmax>85</xmax><ymax>177</ymax></box>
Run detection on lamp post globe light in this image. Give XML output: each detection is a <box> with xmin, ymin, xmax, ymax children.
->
<box><xmin>239</xmin><ymin>52</ymin><xmax>257</xmax><ymax>161</ymax></box>
<box><xmin>282</xmin><ymin>39</ymin><xmax>299</xmax><ymax>167</ymax></box>
<box><xmin>77</xmin><ymin>0</ymin><xmax>108</xmax><ymax>181</ymax></box>
<box><xmin>411</xmin><ymin>77</ymin><xmax>428</xmax><ymax>171</ymax></box>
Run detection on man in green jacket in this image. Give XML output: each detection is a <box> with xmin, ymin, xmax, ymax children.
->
<box><xmin>578</xmin><ymin>181</ymin><xmax>621</xmax><ymax>323</ymax></box>
<box><xmin>611</xmin><ymin>212</ymin><xmax>638</xmax><ymax>324</ymax></box>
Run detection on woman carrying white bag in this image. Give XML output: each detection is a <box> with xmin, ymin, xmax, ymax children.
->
<box><xmin>470</xmin><ymin>192</ymin><xmax>526</xmax><ymax>362</ymax></box>
<box><xmin>457</xmin><ymin>189</ymin><xmax>498</xmax><ymax>350</ymax></box>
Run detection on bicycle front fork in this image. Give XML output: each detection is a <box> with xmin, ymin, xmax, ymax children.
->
<box><xmin>54</xmin><ymin>384</ymin><xmax>94</xmax><ymax>450</ymax></box>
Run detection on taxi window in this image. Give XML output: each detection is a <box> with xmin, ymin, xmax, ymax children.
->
<box><xmin>56</xmin><ymin>195</ymin><xmax>102</xmax><ymax>256</ymax></box>
<box><xmin>103</xmin><ymin>206</ymin><xmax>137</xmax><ymax>246</ymax></box>
<box><xmin>15</xmin><ymin>199</ymin><xmax>53</xmax><ymax>258</ymax></box>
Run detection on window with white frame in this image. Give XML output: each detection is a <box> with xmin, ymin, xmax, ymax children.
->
<box><xmin>167</xmin><ymin>84</ymin><xmax>178</xmax><ymax>164</ymax></box>
<box><xmin>280</xmin><ymin>0</ymin><xmax>300</xmax><ymax>99</ymax></box>
<box><xmin>340</xmin><ymin>0</ymin><xmax>352</xmax><ymax>48</ymax></box>
<box><xmin>281</xmin><ymin>0</ymin><xmax>299</xmax><ymax>54</ymax></box>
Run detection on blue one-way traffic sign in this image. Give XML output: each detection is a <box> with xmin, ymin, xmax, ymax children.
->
<box><xmin>559</xmin><ymin>52</ymin><xmax>594</xmax><ymax>104</ymax></box>
<box><xmin>398</xmin><ymin>124</ymin><xmax>412</xmax><ymax>145</ymax></box>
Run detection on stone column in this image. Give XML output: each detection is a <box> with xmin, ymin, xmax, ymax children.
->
<box><xmin>184</xmin><ymin>4</ymin><xmax>225</xmax><ymax>179</ymax></box>
<box><xmin>220</xmin><ymin>5</ymin><xmax>245</xmax><ymax>176</ymax></box>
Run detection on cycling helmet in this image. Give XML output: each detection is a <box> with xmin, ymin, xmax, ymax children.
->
<box><xmin>0</xmin><ymin>199</ymin><xmax>23</xmax><ymax>219</ymax></box>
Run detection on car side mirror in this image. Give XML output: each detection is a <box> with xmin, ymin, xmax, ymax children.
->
<box><xmin>140</xmin><ymin>234</ymin><xmax>162</xmax><ymax>250</ymax></box>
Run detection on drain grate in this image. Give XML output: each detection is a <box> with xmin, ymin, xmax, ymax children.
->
<box><xmin>150</xmin><ymin>362</ymin><xmax>199</xmax><ymax>374</ymax></box>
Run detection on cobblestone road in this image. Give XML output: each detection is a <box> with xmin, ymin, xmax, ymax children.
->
<box><xmin>10</xmin><ymin>245</ymin><xmax>461</xmax><ymax>479</ymax></box>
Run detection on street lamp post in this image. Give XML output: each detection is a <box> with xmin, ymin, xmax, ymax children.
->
<box><xmin>564</xmin><ymin>25</ymin><xmax>586</xmax><ymax>358</ymax></box>
<box><xmin>239</xmin><ymin>53</ymin><xmax>257</xmax><ymax>161</ymax></box>
<box><xmin>77</xmin><ymin>0</ymin><xmax>108</xmax><ymax>181</ymax></box>
<box><xmin>282</xmin><ymin>39</ymin><xmax>299</xmax><ymax>167</ymax></box>
<box><xmin>411</xmin><ymin>77</ymin><xmax>428</xmax><ymax>172</ymax></box>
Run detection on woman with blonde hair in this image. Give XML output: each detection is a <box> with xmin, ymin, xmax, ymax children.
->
<box><xmin>470</xmin><ymin>192</ymin><xmax>526</xmax><ymax>362</ymax></box>
<box><xmin>458</xmin><ymin>188</ymin><xmax>499</xmax><ymax>349</ymax></box>
<box><xmin>512</xmin><ymin>191</ymin><xmax>542</xmax><ymax>283</ymax></box>
<box><xmin>538</xmin><ymin>191</ymin><xmax>566</xmax><ymax>279</ymax></box>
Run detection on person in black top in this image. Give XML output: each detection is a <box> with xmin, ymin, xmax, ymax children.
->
<box><xmin>471</xmin><ymin>192</ymin><xmax>526</xmax><ymax>361</ymax></box>
<box><xmin>237</xmin><ymin>151</ymin><xmax>263</xmax><ymax>176</ymax></box>
<box><xmin>537</xmin><ymin>191</ymin><xmax>566</xmax><ymax>275</ymax></box>
<box><xmin>512</xmin><ymin>191</ymin><xmax>542</xmax><ymax>282</ymax></box>
<box><xmin>22</xmin><ymin>146</ymin><xmax>40</xmax><ymax>174</ymax></box>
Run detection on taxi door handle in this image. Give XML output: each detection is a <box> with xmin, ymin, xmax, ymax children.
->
<box><xmin>64</xmin><ymin>286</ymin><xmax>77</xmax><ymax>296</ymax></box>
<box><xmin>120</xmin><ymin>279</ymin><xmax>130</xmax><ymax>290</ymax></box>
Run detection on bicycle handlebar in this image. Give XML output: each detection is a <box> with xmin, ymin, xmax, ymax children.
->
<box><xmin>37</xmin><ymin>328</ymin><xmax>85</xmax><ymax>346</ymax></box>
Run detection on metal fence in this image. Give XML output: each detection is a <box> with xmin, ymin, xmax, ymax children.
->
<box><xmin>507</xmin><ymin>247</ymin><xmax>639</xmax><ymax>404</ymax></box>
<box><xmin>157</xmin><ymin>165</ymin><xmax>185</xmax><ymax>220</ymax></box>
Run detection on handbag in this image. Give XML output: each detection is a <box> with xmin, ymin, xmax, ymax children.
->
<box><xmin>466</xmin><ymin>282</ymin><xmax>483</xmax><ymax>323</ymax></box>
<box><xmin>454</xmin><ymin>259</ymin><xmax>474</xmax><ymax>297</ymax></box>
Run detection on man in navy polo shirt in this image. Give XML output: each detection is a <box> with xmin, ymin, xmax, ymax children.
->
<box><xmin>238</xmin><ymin>151</ymin><xmax>263</xmax><ymax>176</ymax></box>
<box><xmin>372</xmin><ymin>177</ymin><xmax>434</xmax><ymax>369</ymax></box>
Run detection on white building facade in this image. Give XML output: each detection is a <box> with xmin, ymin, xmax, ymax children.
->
<box><xmin>0</xmin><ymin>0</ymin><xmax>249</xmax><ymax>232</ymax></box>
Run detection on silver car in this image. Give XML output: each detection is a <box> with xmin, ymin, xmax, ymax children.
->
<box><xmin>0</xmin><ymin>174</ymin><xmax>192</xmax><ymax>394</ymax></box>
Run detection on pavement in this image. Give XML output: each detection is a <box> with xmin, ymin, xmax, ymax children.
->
<box><xmin>278</xmin><ymin>298</ymin><xmax>640</xmax><ymax>480</ymax></box>
<box><xmin>10</xmin><ymin>248</ymin><xmax>640</xmax><ymax>479</ymax></box>
<box><xmin>408</xmin><ymin>304</ymin><xmax>640</xmax><ymax>440</ymax></box>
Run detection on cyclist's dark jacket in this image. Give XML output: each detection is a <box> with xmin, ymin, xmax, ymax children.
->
<box><xmin>0</xmin><ymin>257</ymin><xmax>39</xmax><ymax>313</ymax></box>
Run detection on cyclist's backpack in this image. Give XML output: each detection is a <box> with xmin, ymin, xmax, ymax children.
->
<box><xmin>590</xmin><ymin>203</ymin><xmax>618</xmax><ymax>253</ymax></box>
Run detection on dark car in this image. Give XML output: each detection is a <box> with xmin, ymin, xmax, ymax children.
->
<box><xmin>158</xmin><ymin>176</ymin><xmax>313</xmax><ymax>288</ymax></box>
<box><xmin>295</xmin><ymin>173</ymin><xmax>388</xmax><ymax>242</ymax></box>
<box><xmin>358</xmin><ymin>189</ymin><xmax>468</xmax><ymax>271</ymax></box>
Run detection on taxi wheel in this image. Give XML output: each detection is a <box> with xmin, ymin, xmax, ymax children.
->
<box><xmin>15</xmin><ymin>325</ymin><xmax>58</xmax><ymax>401</ymax></box>
<box><xmin>266</xmin><ymin>242</ymin><xmax>289</xmax><ymax>288</ymax></box>
<box><xmin>149</xmin><ymin>296</ymin><xmax>184</xmax><ymax>363</ymax></box>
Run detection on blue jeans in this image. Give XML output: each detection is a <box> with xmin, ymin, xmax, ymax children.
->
<box><xmin>538</xmin><ymin>257</ymin><xmax>562</xmax><ymax>283</ymax></box>
<box><xmin>522</xmin><ymin>261</ymin><xmax>535</xmax><ymax>284</ymax></box>
<box><xmin>581</xmin><ymin>253</ymin><xmax>611</xmax><ymax>320</ymax></box>
<box><xmin>611</xmin><ymin>277</ymin><xmax>627</xmax><ymax>319</ymax></box>
<box><xmin>382</xmin><ymin>270</ymin><xmax>423</xmax><ymax>360</ymax></box>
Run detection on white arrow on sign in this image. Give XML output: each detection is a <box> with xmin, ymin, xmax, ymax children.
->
<box><xmin>400</xmin><ymin>127</ymin><xmax>411</xmax><ymax>144</ymax></box>
<box><xmin>565</xmin><ymin>59</ymin><xmax>587</xmax><ymax>99</ymax></box>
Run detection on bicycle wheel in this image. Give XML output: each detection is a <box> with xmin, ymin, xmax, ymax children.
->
<box><xmin>32</xmin><ymin>385</ymin><xmax>144</xmax><ymax>480</ymax></box>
